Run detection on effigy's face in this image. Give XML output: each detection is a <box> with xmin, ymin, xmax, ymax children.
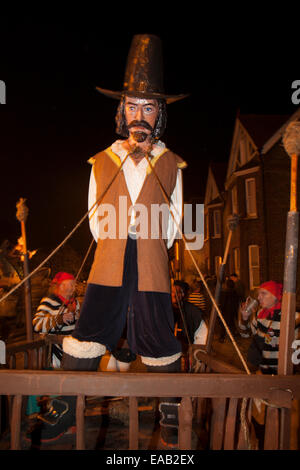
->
<box><xmin>124</xmin><ymin>96</ymin><xmax>159</xmax><ymax>142</ymax></box>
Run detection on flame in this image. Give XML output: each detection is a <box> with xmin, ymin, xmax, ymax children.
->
<box><xmin>14</xmin><ymin>237</ymin><xmax>37</xmax><ymax>261</ymax></box>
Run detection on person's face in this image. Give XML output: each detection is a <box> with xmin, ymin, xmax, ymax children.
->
<box><xmin>257</xmin><ymin>288</ymin><xmax>277</xmax><ymax>309</ymax></box>
<box><xmin>58</xmin><ymin>279</ymin><xmax>76</xmax><ymax>299</ymax></box>
<box><xmin>124</xmin><ymin>96</ymin><xmax>159</xmax><ymax>143</ymax></box>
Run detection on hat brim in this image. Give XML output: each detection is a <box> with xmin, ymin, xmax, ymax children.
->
<box><xmin>95</xmin><ymin>87</ymin><xmax>189</xmax><ymax>104</ymax></box>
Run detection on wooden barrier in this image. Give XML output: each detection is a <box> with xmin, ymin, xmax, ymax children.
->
<box><xmin>1</xmin><ymin>339</ymin><xmax>300</xmax><ymax>450</ymax></box>
<box><xmin>0</xmin><ymin>369</ymin><xmax>299</xmax><ymax>450</ymax></box>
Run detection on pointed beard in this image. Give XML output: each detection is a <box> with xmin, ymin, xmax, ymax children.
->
<box><xmin>131</xmin><ymin>131</ymin><xmax>148</xmax><ymax>143</ymax></box>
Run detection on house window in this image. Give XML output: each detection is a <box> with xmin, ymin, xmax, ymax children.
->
<box><xmin>245</xmin><ymin>178</ymin><xmax>257</xmax><ymax>217</ymax></box>
<box><xmin>233</xmin><ymin>248</ymin><xmax>240</xmax><ymax>277</ymax></box>
<box><xmin>213</xmin><ymin>210</ymin><xmax>221</xmax><ymax>238</ymax></box>
<box><xmin>215</xmin><ymin>256</ymin><xmax>222</xmax><ymax>277</ymax></box>
<box><xmin>204</xmin><ymin>213</ymin><xmax>209</xmax><ymax>240</ymax></box>
<box><xmin>248</xmin><ymin>245</ymin><xmax>260</xmax><ymax>290</ymax></box>
<box><xmin>239</xmin><ymin>133</ymin><xmax>248</xmax><ymax>166</ymax></box>
<box><xmin>231</xmin><ymin>185</ymin><xmax>238</xmax><ymax>215</ymax></box>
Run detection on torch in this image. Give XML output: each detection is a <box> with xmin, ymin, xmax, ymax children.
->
<box><xmin>279</xmin><ymin>122</ymin><xmax>300</xmax><ymax>375</ymax></box>
<box><xmin>16</xmin><ymin>198</ymin><xmax>33</xmax><ymax>341</ymax></box>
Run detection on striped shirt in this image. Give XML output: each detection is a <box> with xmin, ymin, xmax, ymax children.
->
<box><xmin>187</xmin><ymin>293</ymin><xmax>206</xmax><ymax>312</ymax></box>
<box><xmin>250</xmin><ymin>309</ymin><xmax>300</xmax><ymax>374</ymax></box>
<box><xmin>33</xmin><ymin>294</ymin><xmax>80</xmax><ymax>334</ymax></box>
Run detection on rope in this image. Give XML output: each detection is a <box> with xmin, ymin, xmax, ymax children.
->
<box><xmin>75</xmin><ymin>237</ymin><xmax>95</xmax><ymax>282</ymax></box>
<box><xmin>0</xmin><ymin>153</ymin><xmax>130</xmax><ymax>306</ymax></box>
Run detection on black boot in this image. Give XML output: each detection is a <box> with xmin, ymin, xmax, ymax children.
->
<box><xmin>27</xmin><ymin>353</ymin><xmax>102</xmax><ymax>444</ymax></box>
<box><xmin>146</xmin><ymin>357</ymin><xmax>181</xmax><ymax>448</ymax></box>
<box><xmin>27</xmin><ymin>395</ymin><xmax>77</xmax><ymax>444</ymax></box>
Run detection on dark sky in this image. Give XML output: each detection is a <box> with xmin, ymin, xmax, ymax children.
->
<box><xmin>0</xmin><ymin>17</ymin><xmax>298</xmax><ymax>256</ymax></box>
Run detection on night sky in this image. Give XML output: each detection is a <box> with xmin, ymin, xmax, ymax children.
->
<box><xmin>0</xmin><ymin>17</ymin><xmax>298</xmax><ymax>257</ymax></box>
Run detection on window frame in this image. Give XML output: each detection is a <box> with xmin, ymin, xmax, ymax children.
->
<box><xmin>245</xmin><ymin>177</ymin><xmax>257</xmax><ymax>218</ymax></box>
<box><xmin>248</xmin><ymin>244</ymin><xmax>260</xmax><ymax>290</ymax></box>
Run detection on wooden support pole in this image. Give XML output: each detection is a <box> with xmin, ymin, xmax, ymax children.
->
<box><xmin>10</xmin><ymin>394</ymin><xmax>22</xmax><ymax>450</ymax></box>
<box><xmin>178</xmin><ymin>397</ymin><xmax>193</xmax><ymax>450</ymax></box>
<box><xmin>264</xmin><ymin>406</ymin><xmax>280</xmax><ymax>450</ymax></box>
<box><xmin>210</xmin><ymin>397</ymin><xmax>227</xmax><ymax>450</ymax></box>
<box><xmin>76</xmin><ymin>395</ymin><xmax>85</xmax><ymax>450</ymax></box>
<box><xmin>278</xmin><ymin>146</ymin><xmax>299</xmax><ymax>450</ymax></box>
<box><xmin>223</xmin><ymin>398</ymin><xmax>238</xmax><ymax>450</ymax></box>
<box><xmin>129</xmin><ymin>396</ymin><xmax>139</xmax><ymax>450</ymax></box>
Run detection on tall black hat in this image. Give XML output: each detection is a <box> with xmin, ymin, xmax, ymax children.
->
<box><xmin>96</xmin><ymin>34</ymin><xmax>188</xmax><ymax>104</ymax></box>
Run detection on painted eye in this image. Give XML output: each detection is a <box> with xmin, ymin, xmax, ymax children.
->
<box><xmin>127</xmin><ymin>105</ymin><xmax>136</xmax><ymax>112</ymax></box>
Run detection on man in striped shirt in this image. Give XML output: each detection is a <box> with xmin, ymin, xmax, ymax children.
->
<box><xmin>33</xmin><ymin>272</ymin><xmax>80</xmax><ymax>368</ymax></box>
<box><xmin>241</xmin><ymin>281</ymin><xmax>300</xmax><ymax>375</ymax></box>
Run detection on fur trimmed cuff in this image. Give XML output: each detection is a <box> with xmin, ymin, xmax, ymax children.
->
<box><xmin>141</xmin><ymin>352</ymin><xmax>182</xmax><ymax>367</ymax></box>
<box><xmin>62</xmin><ymin>336</ymin><xmax>106</xmax><ymax>359</ymax></box>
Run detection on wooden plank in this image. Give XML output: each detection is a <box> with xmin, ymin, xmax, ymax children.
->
<box><xmin>76</xmin><ymin>395</ymin><xmax>85</xmax><ymax>450</ymax></box>
<box><xmin>210</xmin><ymin>398</ymin><xmax>227</xmax><ymax>450</ymax></box>
<box><xmin>38</xmin><ymin>347</ymin><xmax>43</xmax><ymax>370</ymax></box>
<box><xmin>129</xmin><ymin>397</ymin><xmax>139</xmax><ymax>450</ymax></box>
<box><xmin>6</xmin><ymin>338</ymin><xmax>46</xmax><ymax>354</ymax></box>
<box><xmin>290</xmin><ymin>400</ymin><xmax>300</xmax><ymax>450</ymax></box>
<box><xmin>0</xmin><ymin>371</ymin><xmax>300</xmax><ymax>400</ymax></box>
<box><xmin>178</xmin><ymin>397</ymin><xmax>193</xmax><ymax>450</ymax></box>
<box><xmin>10</xmin><ymin>394</ymin><xmax>22</xmax><ymax>450</ymax></box>
<box><xmin>195</xmin><ymin>397</ymin><xmax>208</xmax><ymax>425</ymax></box>
<box><xmin>191</xmin><ymin>347</ymin><xmax>244</xmax><ymax>374</ymax></box>
<box><xmin>264</xmin><ymin>406</ymin><xmax>279</xmax><ymax>450</ymax></box>
<box><xmin>280</xmin><ymin>408</ymin><xmax>292</xmax><ymax>450</ymax></box>
<box><xmin>23</xmin><ymin>351</ymin><xmax>28</xmax><ymax>369</ymax></box>
<box><xmin>9</xmin><ymin>354</ymin><xmax>16</xmax><ymax>369</ymax></box>
<box><xmin>279</xmin><ymin>292</ymin><xmax>297</xmax><ymax>375</ymax></box>
<box><xmin>223</xmin><ymin>397</ymin><xmax>238</xmax><ymax>450</ymax></box>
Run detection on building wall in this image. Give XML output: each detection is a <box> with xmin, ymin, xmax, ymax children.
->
<box><xmin>263</xmin><ymin>142</ymin><xmax>300</xmax><ymax>307</ymax></box>
<box><xmin>224</xmin><ymin>169</ymin><xmax>266</xmax><ymax>296</ymax></box>
<box><xmin>263</xmin><ymin>143</ymin><xmax>290</xmax><ymax>282</ymax></box>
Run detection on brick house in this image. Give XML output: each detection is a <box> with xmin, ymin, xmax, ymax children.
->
<box><xmin>182</xmin><ymin>107</ymin><xmax>300</xmax><ymax>303</ymax></box>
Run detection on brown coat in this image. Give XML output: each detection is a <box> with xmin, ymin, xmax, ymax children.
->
<box><xmin>87</xmin><ymin>145</ymin><xmax>186</xmax><ymax>293</ymax></box>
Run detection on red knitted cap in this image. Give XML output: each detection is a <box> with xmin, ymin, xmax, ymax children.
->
<box><xmin>259</xmin><ymin>281</ymin><xmax>283</xmax><ymax>301</ymax></box>
<box><xmin>52</xmin><ymin>272</ymin><xmax>75</xmax><ymax>284</ymax></box>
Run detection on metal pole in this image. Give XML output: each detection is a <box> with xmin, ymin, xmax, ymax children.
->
<box><xmin>16</xmin><ymin>199</ymin><xmax>33</xmax><ymax>341</ymax></box>
<box><xmin>279</xmin><ymin>124</ymin><xmax>300</xmax><ymax>450</ymax></box>
<box><xmin>278</xmin><ymin>149</ymin><xmax>299</xmax><ymax>375</ymax></box>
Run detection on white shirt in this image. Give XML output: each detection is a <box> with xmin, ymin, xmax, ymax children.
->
<box><xmin>88</xmin><ymin>140</ymin><xmax>182</xmax><ymax>249</ymax></box>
